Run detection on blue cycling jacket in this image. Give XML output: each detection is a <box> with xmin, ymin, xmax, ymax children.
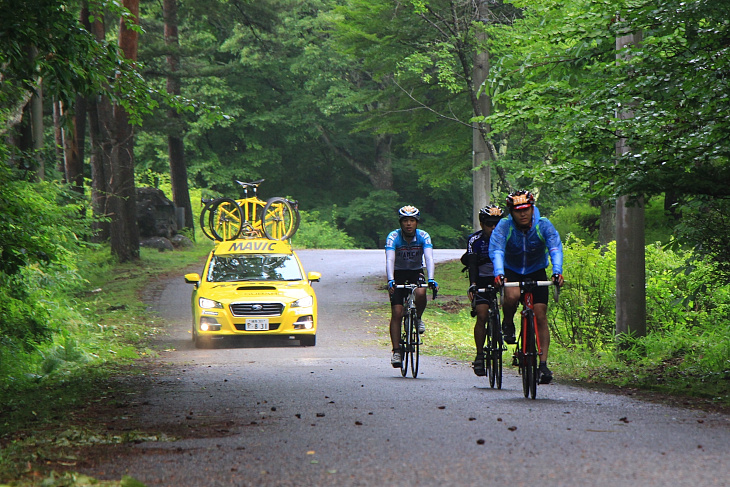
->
<box><xmin>488</xmin><ymin>205</ymin><xmax>563</xmax><ymax>276</ymax></box>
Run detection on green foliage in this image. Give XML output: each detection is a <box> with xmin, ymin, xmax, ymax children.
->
<box><xmin>549</xmin><ymin>203</ymin><xmax>600</xmax><ymax>244</ymax></box>
<box><xmin>292</xmin><ymin>210</ymin><xmax>357</xmax><ymax>249</ymax></box>
<box><xmin>486</xmin><ymin>0</ymin><xmax>730</xmax><ymax>271</ymax></box>
<box><xmin>549</xmin><ymin>238</ymin><xmax>616</xmax><ymax>350</ymax></box>
<box><xmin>0</xmin><ymin>167</ymin><xmax>97</xmax><ymax>357</ymax></box>
<box><xmin>335</xmin><ymin>190</ymin><xmax>401</xmax><ymax>248</ymax></box>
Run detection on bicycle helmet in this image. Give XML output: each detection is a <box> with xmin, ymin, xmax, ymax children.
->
<box><xmin>506</xmin><ymin>190</ymin><xmax>535</xmax><ymax>210</ymax></box>
<box><xmin>478</xmin><ymin>204</ymin><xmax>504</xmax><ymax>223</ymax></box>
<box><xmin>398</xmin><ymin>205</ymin><xmax>421</xmax><ymax>221</ymax></box>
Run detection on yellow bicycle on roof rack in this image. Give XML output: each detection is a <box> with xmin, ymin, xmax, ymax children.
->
<box><xmin>200</xmin><ymin>179</ymin><xmax>300</xmax><ymax>241</ymax></box>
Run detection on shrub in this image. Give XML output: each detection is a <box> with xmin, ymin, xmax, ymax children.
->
<box><xmin>292</xmin><ymin>210</ymin><xmax>357</xmax><ymax>249</ymax></box>
<box><xmin>549</xmin><ymin>237</ymin><xmax>616</xmax><ymax>350</ymax></box>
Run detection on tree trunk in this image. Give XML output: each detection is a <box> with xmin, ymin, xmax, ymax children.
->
<box><xmin>31</xmin><ymin>76</ymin><xmax>44</xmax><ymax>180</ymax></box>
<box><xmin>472</xmin><ymin>0</ymin><xmax>492</xmax><ymax>231</ymax></box>
<box><xmin>164</xmin><ymin>0</ymin><xmax>194</xmax><ymax>231</ymax></box>
<box><xmin>64</xmin><ymin>96</ymin><xmax>87</xmax><ymax>196</ymax></box>
<box><xmin>372</xmin><ymin>134</ymin><xmax>393</xmax><ymax>191</ymax></box>
<box><xmin>53</xmin><ymin>101</ymin><xmax>65</xmax><ymax>176</ymax></box>
<box><xmin>111</xmin><ymin>0</ymin><xmax>141</xmax><ymax>262</ymax></box>
<box><xmin>87</xmin><ymin>3</ymin><xmax>111</xmax><ymax>242</ymax></box>
<box><xmin>615</xmin><ymin>29</ymin><xmax>646</xmax><ymax>341</ymax></box>
<box><xmin>317</xmin><ymin>125</ymin><xmax>394</xmax><ymax>191</ymax></box>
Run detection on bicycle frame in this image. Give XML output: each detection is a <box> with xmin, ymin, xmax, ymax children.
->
<box><xmin>503</xmin><ymin>280</ymin><xmax>555</xmax><ymax>399</ymax></box>
<box><xmin>394</xmin><ymin>283</ymin><xmax>429</xmax><ymax>378</ymax></box>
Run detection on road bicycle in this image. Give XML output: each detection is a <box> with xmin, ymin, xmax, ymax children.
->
<box><xmin>395</xmin><ymin>283</ymin><xmax>436</xmax><ymax>378</ymax></box>
<box><xmin>503</xmin><ymin>279</ymin><xmax>559</xmax><ymax>399</ymax></box>
<box><xmin>473</xmin><ymin>286</ymin><xmax>505</xmax><ymax>389</ymax></box>
<box><xmin>199</xmin><ymin>179</ymin><xmax>300</xmax><ymax>241</ymax></box>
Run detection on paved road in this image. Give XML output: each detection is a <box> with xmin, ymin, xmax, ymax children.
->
<box><xmin>85</xmin><ymin>250</ymin><xmax>729</xmax><ymax>486</ymax></box>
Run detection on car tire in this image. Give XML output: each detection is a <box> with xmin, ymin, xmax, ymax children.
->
<box><xmin>194</xmin><ymin>334</ymin><xmax>214</xmax><ymax>349</ymax></box>
<box><xmin>298</xmin><ymin>335</ymin><xmax>316</xmax><ymax>347</ymax></box>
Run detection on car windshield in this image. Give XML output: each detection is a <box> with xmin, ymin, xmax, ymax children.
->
<box><xmin>207</xmin><ymin>254</ymin><xmax>303</xmax><ymax>282</ymax></box>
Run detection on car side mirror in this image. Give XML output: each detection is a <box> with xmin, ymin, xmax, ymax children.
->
<box><xmin>307</xmin><ymin>271</ymin><xmax>321</xmax><ymax>283</ymax></box>
<box><xmin>184</xmin><ymin>273</ymin><xmax>201</xmax><ymax>284</ymax></box>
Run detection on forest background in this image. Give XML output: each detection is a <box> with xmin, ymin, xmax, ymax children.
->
<box><xmin>1</xmin><ymin>0</ymin><xmax>729</xmax><ymax>472</ymax></box>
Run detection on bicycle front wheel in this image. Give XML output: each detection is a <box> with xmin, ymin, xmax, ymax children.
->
<box><xmin>522</xmin><ymin>311</ymin><xmax>539</xmax><ymax>399</ymax></box>
<box><xmin>400</xmin><ymin>314</ymin><xmax>410</xmax><ymax>377</ymax></box>
<box><xmin>262</xmin><ymin>197</ymin><xmax>299</xmax><ymax>240</ymax></box>
<box><xmin>410</xmin><ymin>310</ymin><xmax>420</xmax><ymax>378</ymax></box>
<box><xmin>209</xmin><ymin>198</ymin><xmax>244</xmax><ymax>241</ymax></box>
<box><xmin>490</xmin><ymin>310</ymin><xmax>503</xmax><ymax>389</ymax></box>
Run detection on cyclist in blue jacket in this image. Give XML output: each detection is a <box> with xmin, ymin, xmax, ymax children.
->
<box><xmin>489</xmin><ymin>190</ymin><xmax>564</xmax><ymax>384</ymax></box>
<box><xmin>385</xmin><ymin>205</ymin><xmax>439</xmax><ymax>368</ymax></box>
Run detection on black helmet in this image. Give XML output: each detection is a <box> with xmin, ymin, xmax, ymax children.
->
<box><xmin>398</xmin><ymin>205</ymin><xmax>421</xmax><ymax>221</ymax></box>
<box><xmin>478</xmin><ymin>204</ymin><xmax>504</xmax><ymax>223</ymax></box>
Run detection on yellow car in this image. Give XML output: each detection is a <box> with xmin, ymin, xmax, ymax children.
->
<box><xmin>184</xmin><ymin>239</ymin><xmax>320</xmax><ymax>348</ymax></box>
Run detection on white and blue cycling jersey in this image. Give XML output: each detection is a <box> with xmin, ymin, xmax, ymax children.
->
<box><xmin>385</xmin><ymin>229</ymin><xmax>435</xmax><ymax>280</ymax></box>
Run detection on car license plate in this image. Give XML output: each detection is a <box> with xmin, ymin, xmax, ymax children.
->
<box><xmin>245</xmin><ymin>318</ymin><xmax>269</xmax><ymax>331</ymax></box>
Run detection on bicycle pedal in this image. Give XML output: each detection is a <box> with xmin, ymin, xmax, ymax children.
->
<box><xmin>512</xmin><ymin>355</ymin><xmax>519</xmax><ymax>366</ymax></box>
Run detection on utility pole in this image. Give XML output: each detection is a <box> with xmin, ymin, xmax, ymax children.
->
<box><xmin>615</xmin><ymin>29</ymin><xmax>646</xmax><ymax>341</ymax></box>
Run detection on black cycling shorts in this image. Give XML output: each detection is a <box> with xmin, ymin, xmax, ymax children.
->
<box><xmin>390</xmin><ymin>269</ymin><xmax>425</xmax><ymax>306</ymax></box>
<box><xmin>472</xmin><ymin>276</ymin><xmax>497</xmax><ymax>306</ymax></box>
<box><xmin>504</xmin><ymin>268</ymin><xmax>549</xmax><ymax>305</ymax></box>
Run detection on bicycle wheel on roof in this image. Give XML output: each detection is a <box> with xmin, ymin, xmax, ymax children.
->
<box><xmin>209</xmin><ymin>198</ymin><xmax>243</xmax><ymax>241</ymax></box>
<box><xmin>262</xmin><ymin>197</ymin><xmax>299</xmax><ymax>240</ymax></box>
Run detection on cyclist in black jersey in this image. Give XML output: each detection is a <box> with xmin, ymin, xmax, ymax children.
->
<box><xmin>466</xmin><ymin>205</ymin><xmax>504</xmax><ymax>376</ymax></box>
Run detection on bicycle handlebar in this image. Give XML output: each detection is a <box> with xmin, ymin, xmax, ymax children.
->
<box><xmin>502</xmin><ymin>280</ymin><xmax>554</xmax><ymax>287</ymax></box>
<box><xmin>502</xmin><ymin>280</ymin><xmax>560</xmax><ymax>302</ymax></box>
<box><xmin>395</xmin><ymin>283</ymin><xmax>437</xmax><ymax>300</ymax></box>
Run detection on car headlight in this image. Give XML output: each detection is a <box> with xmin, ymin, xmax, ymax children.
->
<box><xmin>199</xmin><ymin>297</ymin><xmax>224</xmax><ymax>309</ymax></box>
<box><xmin>291</xmin><ymin>296</ymin><xmax>313</xmax><ymax>308</ymax></box>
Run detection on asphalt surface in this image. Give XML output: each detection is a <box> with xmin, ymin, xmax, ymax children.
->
<box><xmin>82</xmin><ymin>249</ymin><xmax>729</xmax><ymax>486</ymax></box>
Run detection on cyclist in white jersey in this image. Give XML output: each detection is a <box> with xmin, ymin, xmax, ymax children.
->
<box><xmin>385</xmin><ymin>205</ymin><xmax>438</xmax><ymax>368</ymax></box>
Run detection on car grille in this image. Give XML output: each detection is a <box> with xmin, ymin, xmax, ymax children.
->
<box><xmin>229</xmin><ymin>302</ymin><xmax>284</xmax><ymax>317</ymax></box>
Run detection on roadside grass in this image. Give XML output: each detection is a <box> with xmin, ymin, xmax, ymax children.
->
<box><xmin>0</xmin><ymin>241</ymin><xmax>211</xmax><ymax>485</ymax></box>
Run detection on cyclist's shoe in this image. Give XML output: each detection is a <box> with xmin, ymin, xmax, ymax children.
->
<box><xmin>539</xmin><ymin>363</ymin><xmax>553</xmax><ymax>384</ymax></box>
<box><xmin>417</xmin><ymin>319</ymin><xmax>426</xmax><ymax>334</ymax></box>
<box><xmin>472</xmin><ymin>354</ymin><xmax>486</xmax><ymax>377</ymax></box>
<box><xmin>502</xmin><ymin>321</ymin><xmax>516</xmax><ymax>344</ymax></box>
<box><xmin>391</xmin><ymin>351</ymin><xmax>402</xmax><ymax>368</ymax></box>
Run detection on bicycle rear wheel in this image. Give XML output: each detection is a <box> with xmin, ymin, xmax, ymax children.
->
<box><xmin>209</xmin><ymin>198</ymin><xmax>244</xmax><ymax>241</ymax></box>
<box><xmin>410</xmin><ymin>309</ymin><xmax>420</xmax><ymax>378</ymax></box>
<box><xmin>400</xmin><ymin>314</ymin><xmax>410</xmax><ymax>377</ymax></box>
<box><xmin>262</xmin><ymin>197</ymin><xmax>299</xmax><ymax>240</ymax></box>
<box><xmin>199</xmin><ymin>199</ymin><xmax>218</xmax><ymax>241</ymax></box>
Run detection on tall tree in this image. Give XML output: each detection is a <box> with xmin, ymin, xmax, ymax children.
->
<box><xmin>109</xmin><ymin>0</ymin><xmax>141</xmax><ymax>262</ymax></box>
<box><xmin>614</xmin><ymin>27</ymin><xmax>645</xmax><ymax>340</ymax></box>
<box><xmin>163</xmin><ymin>0</ymin><xmax>193</xmax><ymax>231</ymax></box>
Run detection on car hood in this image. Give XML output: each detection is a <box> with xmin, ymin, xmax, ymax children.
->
<box><xmin>198</xmin><ymin>281</ymin><xmax>311</xmax><ymax>303</ymax></box>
